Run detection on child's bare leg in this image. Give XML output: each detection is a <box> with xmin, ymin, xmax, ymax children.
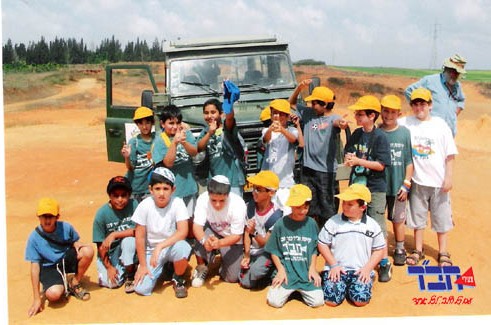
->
<box><xmin>45</xmin><ymin>284</ymin><xmax>64</xmax><ymax>302</ymax></box>
<box><xmin>173</xmin><ymin>259</ymin><xmax>188</xmax><ymax>276</ymax></box>
<box><xmin>73</xmin><ymin>245</ymin><xmax>94</xmax><ymax>284</ymax></box>
<box><xmin>437</xmin><ymin>232</ymin><xmax>448</xmax><ymax>254</ymax></box>
<box><xmin>393</xmin><ymin>222</ymin><xmax>405</xmax><ymax>243</ymax></box>
<box><xmin>413</xmin><ymin>229</ymin><xmax>424</xmax><ymax>252</ymax></box>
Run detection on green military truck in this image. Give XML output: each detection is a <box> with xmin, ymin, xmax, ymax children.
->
<box><xmin>105</xmin><ymin>36</ymin><xmax>298</xmax><ymax>176</ymax></box>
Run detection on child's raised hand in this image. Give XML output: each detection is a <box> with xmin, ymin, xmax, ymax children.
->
<box><xmin>245</xmin><ymin>219</ymin><xmax>256</xmax><ymax>234</ymax></box>
<box><xmin>208</xmin><ymin>118</ymin><xmax>218</xmax><ymax>135</ymax></box>
<box><xmin>298</xmin><ymin>79</ymin><xmax>312</xmax><ymax>89</ymax></box>
<box><xmin>121</xmin><ymin>141</ymin><xmax>131</xmax><ymax>158</ymax></box>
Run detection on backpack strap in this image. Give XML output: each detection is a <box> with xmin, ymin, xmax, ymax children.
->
<box><xmin>264</xmin><ymin>209</ymin><xmax>283</xmax><ymax>232</ymax></box>
<box><xmin>35</xmin><ymin>227</ymin><xmax>74</xmax><ymax>247</ymax></box>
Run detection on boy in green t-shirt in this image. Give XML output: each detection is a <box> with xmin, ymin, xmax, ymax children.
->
<box><xmin>265</xmin><ymin>184</ymin><xmax>323</xmax><ymax>308</ymax></box>
<box><xmin>121</xmin><ymin>106</ymin><xmax>155</xmax><ymax>202</ymax></box>
<box><xmin>379</xmin><ymin>95</ymin><xmax>414</xmax><ymax>266</ymax></box>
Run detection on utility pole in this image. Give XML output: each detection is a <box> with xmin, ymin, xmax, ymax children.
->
<box><xmin>430</xmin><ymin>22</ymin><xmax>440</xmax><ymax>70</ymax></box>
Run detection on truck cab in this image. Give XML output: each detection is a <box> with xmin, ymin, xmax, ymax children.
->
<box><xmin>105</xmin><ymin>36</ymin><xmax>298</xmax><ymax>178</ymax></box>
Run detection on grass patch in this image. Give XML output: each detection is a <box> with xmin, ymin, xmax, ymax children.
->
<box><xmin>334</xmin><ymin>66</ymin><xmax>491</xmax><ymax>83</ymax></box>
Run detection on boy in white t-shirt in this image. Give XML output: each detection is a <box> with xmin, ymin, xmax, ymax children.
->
<box><xmin>191</xmin><ymin>175</ymin><xmax>247</xmax><ymax>287</ymax></box>
<box><xmin>399</xmin><ymin>88</ymin><xmax>458</xmax><ymax>267</ymax></box>
<box><xmin>318</xmin><ymin>184</ymin><xmax>385</xmax><ymax>306</ymax></box>
<box><xmin>132</xmin><ymin>167</ymin><xmax>192</xmax><ymax>298</ymax></box>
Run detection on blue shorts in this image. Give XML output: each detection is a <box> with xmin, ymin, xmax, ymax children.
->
<box><xmin>39</xmin><ymin>247</ymin><xmax>78</xmax><ymax>291</ymax></box>
<box><xmin>321</xmin><ymin>269</ymin><xmax>374</xmax><ymax>306</ymax></box>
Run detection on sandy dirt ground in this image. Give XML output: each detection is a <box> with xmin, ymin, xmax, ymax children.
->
<box><xmin>3</xmin><ymin>67</ymin><xmax>491</xmax><ymax>324</ymax></box>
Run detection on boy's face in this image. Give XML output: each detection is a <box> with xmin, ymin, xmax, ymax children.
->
<box><xmin>381</xmin><ymin>107</ymin><xmax>401</xmax><ymax>128</ymax></box>
<box><xmin>270</xmin><ymin>108</ymin><xmax>289</xmax><ymax>126</ymax></box>
<box><xmin>290</xmin><ymin>202</ymin><xmax>310</xmax><ymax>221</ymax></box>
<box><xmin>411</xmin><ymin>100</ymin><xmax>432</xmax><ymax>121</ymax></box>
<box><xmin>252</xmin><ymin>185</ymin><xmax>274</xmax><ymax>204</ymax></box>
<box><xmin>136</xmin><ymin>118</ymin><xmax>153</xmax><ymax>136</ymax></box>
<box><xmin>38</xmin><ymin>214</ymin><xmax>59</xmax><ymax>233</ymax></box>
<box><xmin>203</xmin><ymin>104</ymin><xmax>222</xmax><ymax>126</ymax></box>
<box><xmin>208</xmin><ymin>193</ymin><xmax>228</xmax><ymax>211</ymax></box>
<box><xmin>311</xmin><ymin>100</ymin><xmax>327</xmax><ymax>116</ymax></box>
<box><xmin>161</xmin><ymin>117</ymin><xmax>181</xmax><ymax>136</ymax></box>
<box><xmin>150</xmin><ymin>182</ymin><xmax>175</xmax><ymax>208</ymax></box>
<box><xmin>354</xmin><ymin>110</ymin><xmax>374</xmax><ymax>127</ymax></box>
<box><xmin>341</xmin><ymin>199</ymin><xmax>365</xmax><ymax>219</ymax></box>
<box><xmin>109</xmin><ymin>188</ymin><xmax>130</xmax><ymax>211</ymax></box>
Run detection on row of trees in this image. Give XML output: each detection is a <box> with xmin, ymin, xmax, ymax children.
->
<box><xmin>2</xmin><ymin>36</ymin><xmax>167</xmax><ymax>66</ymax></box>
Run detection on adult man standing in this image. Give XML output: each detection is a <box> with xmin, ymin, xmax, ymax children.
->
<box><xmin>404</xmin><ymin>54</ymin><xmax>467</xmax><ymax>137</ymax></box>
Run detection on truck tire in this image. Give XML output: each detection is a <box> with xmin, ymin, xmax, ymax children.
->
<box><xmin>141</xmin><ymin>90</ymin><xmax>153</xmax><ymax>109</ymax></box>
<box><xmin>309</xmin><ymin>76</ymin><xmax>320</xmax><ymax>94</ymax></box>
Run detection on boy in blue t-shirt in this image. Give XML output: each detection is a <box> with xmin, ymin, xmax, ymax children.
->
<box><xmin>92</xmin><ymin>176</ymin><xmax>139</xmax><ymax>294</ymax></box>
<box><xmin>121</xmin><ymin>106</ymin><xmax>155</xmax><ymax>202</ymax></box>
<box><xmin>25</xmin><ymin>198</ymin><xmax>94</xmax><ymax>317</ymax></box>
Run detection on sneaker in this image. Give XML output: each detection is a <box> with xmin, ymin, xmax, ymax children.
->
<box><xmin>124</xmin><ymin>279</ymin><xmax>135</xmax><ymax>294</ymax></box>
<box><xmin>378</xmin><ymin>262</ymin><xmax>392</xmax><ymax>282</ymax></box>
<box><xmin>172</xmin><ymin>278</ymin><xmax>188</xmax><ymax>298</ymax></box>
<box><xmin>393</xmin><ymin>248</ymin><xmax>407</xmax><ymax>266</ymax></box>
<box><xmin>191</xmin><ymin>264</ymin><xmax>209</xmax><ymax>288</ymax></box>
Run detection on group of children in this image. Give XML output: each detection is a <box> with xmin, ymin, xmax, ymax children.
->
<box><xmin>25</xmin><ymin>78</ymin><xmax>457</xmax><ymax>316</ymax></box>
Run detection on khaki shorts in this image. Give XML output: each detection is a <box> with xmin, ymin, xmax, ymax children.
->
<box><xmin>407</xmin><ymin>183</ymin><xmax>454</xmax><ymax>233</ymax></box>
<box><xmin>368</xmin><ymin>192</ymin><xmax>387</xmax><ymax>238</ymax></box>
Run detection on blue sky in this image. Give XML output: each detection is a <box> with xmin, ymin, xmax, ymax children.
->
<box><xmin>2</xmin><ymin>0</ymin><xmax>490</xmax><ymax>69</ymax></box>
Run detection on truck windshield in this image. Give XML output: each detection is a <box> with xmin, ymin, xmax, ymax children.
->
<box><xmin>169</xmin><ymin>53</ymin><xmax>295</xmax><ymax>97</ymax></box>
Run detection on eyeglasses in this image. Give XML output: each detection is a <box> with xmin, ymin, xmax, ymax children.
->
<box><xmin>253</xmin><ymin>187</ymin><xmax>270</xmax><ymax>193</ymax></box>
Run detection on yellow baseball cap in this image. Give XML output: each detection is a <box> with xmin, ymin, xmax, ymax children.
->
<box><xmin>267</xmin><ymin>99</ymin><xmax>291</xmax><ymax>115</ymax></box>
<box><xmin>133</xmin><ymin>106</ymin><xmax>154</xmax><ymax>121</ymax></box>
<box><xmin>381</xmin><ymin>95</ymin><xmax>402</xmax><ymax>110</ymax></box>
<box><xmin>335</xmin><ymin>184</ymin><xmax>371</xmax><ymax>203</ymax></box>
<box><xmin>259</xmin><ymin>107</ymin><xmax>271</xmax><ymax>121</ymax></box>
<box><xmin>37</xmin><ymin>197</ymin><xmax>60</xmax><ymax>217</ymax></box>
<box><xmin>410</xmin><ymin>88</ymin><xmax>432</xmax><ymax>102</ymax></box>
<box><xmin>247</xmin><ymin>170</ymin><xmax>280</xmax><ymax>190</ymax></box>
<box><xmin>285</xmin><ymin>184</ymin><xmax>312</xmax><ymax>207</ymax></box>
<box><xmin>443</xmin><ymin>54</ymin><xmax>467</xmax><ymax>74</ymax></box>
<box><xmin>304</xmin><ymin>86</ymin><xmax>335</xmax><ymax>103</ymax></box>
<box><xmin>348</xmin><ymin>95</ymin><xmax>381</xmax><ymax>113</ymax></box>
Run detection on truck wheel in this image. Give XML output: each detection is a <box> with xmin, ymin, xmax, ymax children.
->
<box><xmin>309</xmin><ymin>77</ymin><xmax>320</xmax><ymax>94</ymax></box>
<box><xmin>141</xmin><ymin>90</ymin><xmax>153</xmax><ymax>109</ymax></box>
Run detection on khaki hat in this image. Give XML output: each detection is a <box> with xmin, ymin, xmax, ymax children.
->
<box><xmin>335</xmin><ymin>184</ymin><xmax>371</xmax><ymax>203</ymax></box>
<box><xmin>381</xmin><ymin>95</ymin><xmax>402</xmax><ymax>110</ymax></box>
<box><xmin>259</xmin><ymin>107</ymin><xmax>271</xmax><ymax>121</ymax></box>
<box><xmin>304</xmin><ymin>86</ymin><xmax>335</xmax><ymax>103</ymax></box>
<box><xmin>37</xmin><ymin>197</ymin><xmax>60</xmax><ymax>217</ymax></box>
<box><xmin>348</xmin><ymin>95</ymin><xmax>381</xmax><ymax>113</ymax></box>
<box><xmin>133</xmin><ymin>106</ymin><xmax>154</xmax><ymax>120</ymax></box>
<box><xmin>247</xmin><ymin>170</ymin><xmax>279</xmax><ymax>190</ymax></box>
<box><xmin>268</xmin><ymin>99</ymin><xmax>291</xmax><ymax>115</ymax></box>
<box><xmin>443</xmin><ymin>54</ymin><xmax>467</xmax><ymax>74</ymax></box>
<box><xmin>410</xmin><ymin>88</ymin><xmax>432</xmax><ymax>102</ymax></box>
<box><xmin>285</xmin><ymin>184</ymin><xmax>312</xmax><ymax>207</ymax></box>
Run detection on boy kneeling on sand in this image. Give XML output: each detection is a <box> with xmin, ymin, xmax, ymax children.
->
<box><xmin>25</xmin><ymin>198</ymin><xmax>94</xmax><ymax>317</ymax></box>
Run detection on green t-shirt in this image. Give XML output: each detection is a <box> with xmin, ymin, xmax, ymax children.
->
<box><xmin>126</xmin><ymin>133</ymin><xmax>155</xmax><ymax>195</ymax></box>
<box><xmin>265</xmin><ymin>215</ymin><xmax>319</xmax><ymax>291</ymax></box>
<box><xmin>381</xmin><ymin>126</ymin><xmax>413</xmax><ymax>196</ymax></box>
<box><xmin>151</xmin><ymin>130</ymin><xmax>198</xmax><ymax>198</ymax></box>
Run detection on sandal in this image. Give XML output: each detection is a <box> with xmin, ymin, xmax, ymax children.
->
<box><xmin>438</xmin><ymin>252</ymin><xmax>453</xmax><ymax>267</ymax></box>
<box><xmin>69</xmin><ymin>279</ymin><xmax>90</xmax><ymax>301</ymax></box>
<box><xmin>406</xmin><ymin>250</ymin><xmax>425</xmax><ymax>266</ymax></box>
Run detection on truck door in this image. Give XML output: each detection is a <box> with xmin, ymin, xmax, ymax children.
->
<box><xmin>105</xmin><ymin>64</ymin><xmax>160</xmax><ymax>162</ymax></box>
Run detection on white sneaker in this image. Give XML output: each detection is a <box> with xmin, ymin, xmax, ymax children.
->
<box><xmin>191</xmin><ymin>265</ymin><xmax>209</xmax><ymax>288</ymax></box>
